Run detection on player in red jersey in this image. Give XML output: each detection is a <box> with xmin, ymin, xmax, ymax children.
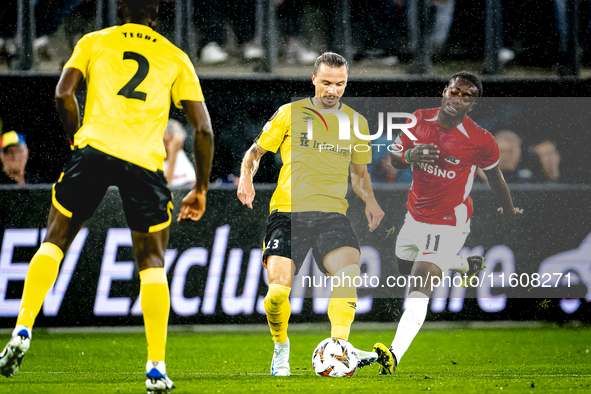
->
<box><xmin>373</xmin><ymin>71</ymin><xmax>523</xmax><ymax>375</ymax></box>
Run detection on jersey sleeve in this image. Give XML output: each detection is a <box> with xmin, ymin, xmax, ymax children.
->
<box><xmin>352</xmin><ymin>114</ymin><xmax>372</xmax><ymax>165</ymax></box>
<box><xmin>255</xmin><ymin>105</ymin><xmax>289</xmax><ymax>153</ymax></box>
<box><xmin>63</xmin><ymin>34</ymin><xmax>92</xmax><ymax>78</ymax></box>
<box><xmin>171</xmin><ymin>53</ymin><xmax>205</xmax><ymax>108</ymax></box>
<box><xmin>393</xmin><ymin>110</ymin><xmax>420</xmax><ymax>151</ymax></box>
<box><xmin>476</xmin><ymin>130</ymin><xmax>500</xmax><ymax>170</ymax></box>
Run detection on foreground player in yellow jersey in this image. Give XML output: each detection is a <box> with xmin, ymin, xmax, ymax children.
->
<box><xmin>0</xmin><ymin>1</ymin><xmax>214</xmax><ymax>392</ymax></box>
<box><xmin>238</xmin><ymin>52</ymin><xmax>385</xmax><ymax>376</ymax></box>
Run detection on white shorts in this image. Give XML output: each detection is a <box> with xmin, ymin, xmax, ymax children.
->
<box><xmin>395</xmin><ymin>212</ymin><xmax>470</xmax><ymax>273</ymax></box>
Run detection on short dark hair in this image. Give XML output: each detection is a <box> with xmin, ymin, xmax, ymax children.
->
<box><xmin>313</xmin><ymin>52</ymin><xmax>348</xmax><ymax>75</ymax></box>
<box><xmin>449</xmin><ymin>71</ymin><xmax>483</xmax><ymax>97</ymax></box>
<box><xmin>119</xmin><ymin>0</ymin><xmax>160</xmax><ymax>21</ymax></box>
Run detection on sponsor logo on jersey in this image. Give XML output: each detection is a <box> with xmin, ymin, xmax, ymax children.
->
<box><xmin>303</xmin><ymin>107</ymin><xmax>329</xmax><ymax>134</ymax></box>
<box><xmin>445</xmin><ymin>156</ymin><xmax>460</xmax><ymax>165</ymax></box>
<box><xmin>415</xmin><ymin>162</ymin><xmax>457</xmax><ymax>179</ymax></box>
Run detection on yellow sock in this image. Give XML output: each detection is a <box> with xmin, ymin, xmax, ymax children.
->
<box><xmin>264</xmin><ymin>284</ymin><xmax>291</xmax><ymax>343</ymax></box>
<box><xmin>328</xmin><ymin>265</ymin><xmax>360</xmax><ymax>340</ymax></box>
<box><xmin>140</xmin><ymin>268</ymin><xmax>170</xmax><ymax>361</ymax></box>
<box><xmin>16</xmin><ymin>242</ymin><xmax>64</xmax><ymax>328</ymax></box>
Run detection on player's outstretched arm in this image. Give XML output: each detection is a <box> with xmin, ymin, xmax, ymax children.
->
<box><xmin>55</xmin><ymin>68</ymin><xmax>84</xmax><ymax>142</ymax></box>
<box><xmin>178</xmin><ymin>100</ymin><xmax>214</xmax><ymax>222</ymax></box>
<box><xmin>237</xmin><ymin>143</ymin><xmax>267</xmax><ymax>209</ymax></box>
<box><xmin>350</xmin><ymin>163</ymin><xmax>385</xmax><ymax>232</ymax></box>
<box><xmin>483</xmin><ymin>165</ymin><xmax>524</xmax><ymax>222</ymax></box>
<box><xmin>390</xmin><ymin>143</ymin><xmax>440</xmax><ymax>169</ymax></box>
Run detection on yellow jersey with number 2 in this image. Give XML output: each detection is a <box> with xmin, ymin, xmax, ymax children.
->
<box><xmin>63</xmin><ymin>23</ymin><xmax>204</xmax><ymax>171</ymax></box>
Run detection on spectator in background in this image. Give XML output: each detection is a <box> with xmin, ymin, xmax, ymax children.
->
<box><xmin>35</xmin><ymin>0</ymin><xmax>84</xmax><ymax>59</ymax></box>
<box><xmin>431</xmin><ymin>0</ymin><xmax>456</xmax><ymax>56</ymax></box>
<box><xmin>0</xmin><ymin>0</ymin><xmax>18</xmax><ymax>60</ymax></box>
<box><xmin>371</xmin><ymin>153</ymin><xmax>398</xmax><ymax>183</ymax></box>
<box><xmin>496</xmin><ymin>130</ymin><xmax>533</xmax><ymax>183</ymax></box>
<box><xmin>351</xmin><ymin>0</ymin><xmax>405</xmax><ymax>64</ymax></box>
<box><xmin>369</xmin><ymin>144</ymin><xmax>413</xmax><ymax>184</ymax></box>
<box><xmin>276</xmin><ymin>0</ymin><xmax>319</xmax><ymax>64</ymax></box>
<box><xmin>502</xmin><ymin>0</ymin><xmax>562</xmax><ymax>66</ymax></box>
<box><xmin>0</xmin><ymin>0</ymin><xmax>83</xmax><ymax>61</ymax></box>
<box><xmin>196</xmin><ymin>1</ymin><xmax>228</xmax><ymax>63</ymax></box>
<box><xmin>479</xmin><ymin>130</ymin><xmax>532</xmax><ymax>184</ymax></box>
<box><xmin>196</xmin><ymin>0</ymin><xmax>262</xmax><ymax>64</ymax></box>
<box><xmin>0</xmin><ymin>131</ymin><xmax>39</xmax><ymax>185</ymax></box>
<box><xmin>396</xmin><ymin>166</ymin><xmax>413</xmax><ymax>183</ymax></box>
<box><xmin>533</xmin><ymin>140</ymin><xmax>561</xmax><ymax>183</ymax></box>
<box><xmin>163</xmin><ymin>120</ymin><xmax>196</xmax><ymax>187</ymax></box>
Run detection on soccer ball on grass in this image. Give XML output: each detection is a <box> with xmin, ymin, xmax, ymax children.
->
<box><xmin>312</xmin><ymin>337</ymin><xmax>359</xmax><ymax>377</ymax></box>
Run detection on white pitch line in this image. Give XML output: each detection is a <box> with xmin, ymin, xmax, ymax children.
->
<box><xmin>0</xmin><ymin>321</ymin><xmax>548</xmax><ymax>335</ymax></box>
<box><xmin>18</xmin><ymin>371</ymin><xmax>591</xmax><ymax>378</ymax></box>
<box><xmin>18</xmin><ymin>371</ymin><xmax>308</xmax><ymax>376</ymax></box>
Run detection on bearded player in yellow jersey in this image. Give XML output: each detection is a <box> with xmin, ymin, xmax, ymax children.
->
<box><xmin>238</xmin><ymin>53</ymin><xmax>385</xmax><ymax>376</ymax></box>
<box><xmin>0</xmin><ymin>1</ymin><xmax>214</xmax><ymax>392</ymax></box>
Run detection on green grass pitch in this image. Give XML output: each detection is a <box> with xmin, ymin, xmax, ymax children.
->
<box><xmin>2</xmin><ymin>324</ymin><xmax>590</xmax><ymax>393</ymax></box>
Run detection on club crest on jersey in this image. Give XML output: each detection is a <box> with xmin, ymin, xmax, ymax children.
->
<box><xmin>300</xmin><ymin>132</ymin><xmax>310</xmax><ymax>147</ymax></box>
<box><xmin>445</xmin><ymin>156</ymin><xmax>460</xmax><ymax>165</ymax></box>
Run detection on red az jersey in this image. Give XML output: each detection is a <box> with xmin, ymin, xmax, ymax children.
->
<box><xmin>395</xmin><ymin>108</ymin><xmax>499</xmax><ymax>226</ymax></box>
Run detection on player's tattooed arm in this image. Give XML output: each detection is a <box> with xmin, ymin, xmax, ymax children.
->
<box><xmin>483</xmin><ymin>165</ymin><xmax>524</xmax><ymax>222</ymax></box>
<box><xmin>238</xmin><ymin>143</ymin><xmax>267</xmax><ymax>209</ymax></box>
<box><xmin>55</xmin><ymin>68</ymin><xmax>84</xmax><ymax>142</ymax></box>
<box><xmin>351</xmin><ymin>163</ymin><xmax>385</xmax><ymax>232</ymax></box>
<box><xmin>243</xmin><ymin>144</ymin><xmax>267</xmax><ymax>178</ymax></box>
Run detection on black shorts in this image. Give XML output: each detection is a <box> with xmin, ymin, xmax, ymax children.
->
<box><xmin>53</xmin><ymin>146</ymin><xmax>173</xmax><ymax>233</ymax></box>
<box><xmin>262</xmin><ymin>211</ymin><xmax>360</xmax><ymax>275</ymax></box>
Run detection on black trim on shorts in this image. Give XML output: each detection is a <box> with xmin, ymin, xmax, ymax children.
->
<box><xmin>262</xmin><ymin>211</ymin><xmax>360</xmax><ymax>275</ymax></box>
<box><xmin>53</xmin><ymin>146</ymin><xmax>172</xmax><ymax>233</ymax></box>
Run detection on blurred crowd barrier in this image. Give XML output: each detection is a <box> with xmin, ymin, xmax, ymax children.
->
<box><xmin>0</xmin><ymin>0</ymin><xmax>588</xmax><ymax>76</ymax></box>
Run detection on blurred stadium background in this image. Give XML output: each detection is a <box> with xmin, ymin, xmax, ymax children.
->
<box><xmin>0</xmin><ymin>1</ymin><xmax>590</xmax><ymax>392</ymax></box>
<box><xmin>1</xmin><ymin>0</ymin><xmax>590</xmax><ymax>328</ymax></box>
